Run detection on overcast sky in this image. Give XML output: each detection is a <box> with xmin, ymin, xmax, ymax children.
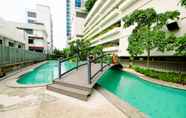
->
<box><xmin>0</xmin><ymin>0</ymin><xmax>67</xmax><ymax>49</ymax></box>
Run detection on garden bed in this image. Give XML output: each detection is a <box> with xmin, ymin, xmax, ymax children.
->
<box><xmin>132</xmin><ymin>65</ymin><xmax>186</xmax><ymax>85</ymax></box>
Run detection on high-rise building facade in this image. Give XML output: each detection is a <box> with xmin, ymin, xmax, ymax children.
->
<box><xmin>66</xmin><ymin>0</ymin><xmax>72</xmax><ymax>40</ymax></box>
<box><xmin>66</xmin><ymin>0</ymin><xmax>87</xmax><ymax>41</ymax></box>
<box><xmin>26</xmin><ymin>4</ymin><xmax>53</xmax><ymax>53</ymax></box>
<box><xmin>83</xmin><ymin>0</ymin><xmax>186</xmax><ymax>58</ymax></box>
<box><xmin>75</xmin><ymin>0</ymin><xmax>83</xmax><ymax>8</ymax></box>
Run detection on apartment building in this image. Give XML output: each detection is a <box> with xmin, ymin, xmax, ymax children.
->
<box><xmin>83</xmin><ymin>0</ymin><xmax>186</xmax><ymax>58</ymax></box>
<box><xmin>0</xmin><ymin>18</ymin><xmax>26</xmax><ymax>49</ymax></box>
<box><xmin>66</xmin><ymin>0</ymin><xmax>87</xmax><ymax>42</ymax></box>
<box><xmin>17</xmin><ymin>23</ymin><xmax>48</xmax><ymax>53</ymax></box>
<box><xmin>0</xmin><ymin>17</ymin><xmax>47</xmax><ymax>53</ymax></box>
<box><xmin>26</xmin><ymin>4</ymin><xmax>53</xmax><ymax>53</ymax></box>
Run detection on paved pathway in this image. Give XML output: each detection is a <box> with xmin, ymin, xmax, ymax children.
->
<box><xmin>0</xmin><ymin>62</ymin><xmax>127</xmax><ymax>118</ymax></box>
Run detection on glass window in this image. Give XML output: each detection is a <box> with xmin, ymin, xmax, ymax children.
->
<box><xmin>26</xmin><ymin>29</ymin><xmax>33</xmax><ymax>34</ymax></box>
<box><xmin>27</xmin><ymin>11</ymin><xmax>37</xmax><ymax>18</ymax></box>
<box><xmin>9</xmin><ymin>42</ymin><xmax>14</xmax><ymax>47</ymax></box>
<box><xmin>18</xmin><ymin>45</ymin><xmax>22</xmax><ymax>48</ymax></box>
<box><xmin>28</xmin><ymin>39</ymin><xmax>34</xmax><ymax>44</ymax></box>
<box><xmin>28</xmin><ymin>19</ymin><xmax>35</xmax><ymax>24</ymax></box>
<box><xmin>75</xmin><ymin>0</ymin><xmax>81</xmax><ymax>8</ymax></box>
<box><xmin>0</xmin><ymin>40</ymin><xmax>2</xmax><ymax>45</ymax></box>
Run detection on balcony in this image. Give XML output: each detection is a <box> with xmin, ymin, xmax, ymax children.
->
<box><xmin>84</xmin><ymin>0</ymin><xmax>105</xmax><ymax>26</ymax></box>
<box><xmin>84</xmin><ymin>0</ymin><xmax>123</xmax><ymax>34</ymax></box>
<box><xmin>84</xmin><ymin>0</ymin><xmax>113</xmax><ymax>33</ymax></box>
<box><xmin>103</xmin><ymin>46</ymin><xmax>119</xmax><ymax>52</ymax></box>
<box><xmin>91</xmin><ymin>27</ymin><xmax>120</xmax><ymax>46</ymax></box>
<box><xmin>85</xmin><ymin>9</ymin><xmax>120</xmax><ymax>40</ymax></box>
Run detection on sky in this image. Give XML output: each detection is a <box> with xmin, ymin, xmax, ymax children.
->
<box><xmin>0</xmin><ymin>0</ymin><xmax>67</xmax><ymax>49</ymax></box>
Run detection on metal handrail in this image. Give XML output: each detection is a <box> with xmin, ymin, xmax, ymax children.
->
<box><xmin>90</xmin><ymin>64</ymin><xmax>110</xmax><ymax>80</ymax></box>
<box><xmin>58</xmin><ymin>55</ymin><xmax>87</xmax><ymax>79</ymax></box>
<box><xmin>59</xmin><ymin>56</ymin><xmax>76</xmax><ymax>63</ymax></box>
<box><xmin>57</xmin><ymin>51</ymin><xmax>111</xmax><ymax>85</ymax></box>
<box><xmin>60</xmin><ymin>62</ymin><xmax>87</xmax><ymax>77</ymax></box>
<box><xmin>90</xmin><ymin>54</ymin><xmax>108</xmax><ymax>63</ymax></box>
<box><xmin>87</xmin><ymin>53</ymin><xmax>110</xmax><ymax>84</ymax></box>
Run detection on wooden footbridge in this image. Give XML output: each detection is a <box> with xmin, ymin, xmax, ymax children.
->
<box><xmin>47</xmin><ymin>54</ymin><xmax>111</xmax><ymax>101</ymax></box>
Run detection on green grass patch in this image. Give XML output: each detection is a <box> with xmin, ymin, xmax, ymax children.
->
<box><xmin>132</xmin><ymin>65</ymin><xmax>186</xmax><ymax>85</ymax></box>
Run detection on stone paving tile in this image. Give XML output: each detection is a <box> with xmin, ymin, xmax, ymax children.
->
<box><xmin>0</xmin><ymin>62</ymin><xmax>127</xmax><ymax>118</ymax></box>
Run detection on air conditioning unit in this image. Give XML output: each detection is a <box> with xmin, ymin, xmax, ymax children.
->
<box><xmin>166</xmin><ymin>20</ymin><xmax>179</xmax><ymax>31</ymax></box>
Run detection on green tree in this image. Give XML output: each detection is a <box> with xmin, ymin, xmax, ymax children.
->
<box><xmin>62</xmin><ymin>48</ymin><xmax>71</xmax><ymax>58</ymax></box>
<box><xmin>68</xmin><ymin>39</ymin><xmax>91</xmax><ymax>60</ymax></box>
<box><xmin>85</xmin><ymin>0</ymin><xmax>97</xmax><ymax>12</ymax></box>
<box><xmin>176</xmin><ymin>0</ymin><xmax>186</xmax><ymax>56</ymax></box>
<box><xmin>123</xmin><ymin>8</ymin><xmax>180</xmax><ymax>67</ymax></box>
<box><xmin>175</xmin><ymin>35</ymin><xmax>186</xmax><ymax>56</ymax></box>
<box><xmin>90</xmin><ymin>45</ymin><xmax>103</xmax><ymax>56</ymax></box>
<box><xmin>180</xmin><ymin>0</ymin><xmax>186</xmax><ymax>7</ymax></box>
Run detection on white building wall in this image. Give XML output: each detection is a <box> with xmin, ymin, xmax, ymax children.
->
<box><xmin>0</xmin><ymin>17</ymin><xmax>48</xmax><ymax>53</ymax></box>
<box><xmin>118</xmin><ymin>0</ymin><xmax>186</xmax><ymax>57</ymax></box>
<box><xmin>67</xmin><ymin>0</ymin><xmax>87</xmax><ymax>43</ymax></box>
<box><xmin>84</xmin><ymin>0</ymin><xmax>186</xmax><ymax>57</ymax></box>
<box><xmin>36</xmin><ymin>4</ymin><xmax>53</xmax><ymax>53</ymax></box>
<box><xmin>0</xmin><ymin>18</ymin><xmax>26</xmax><ymax>48</ymax></box>
<box><xmin>72</xmin><ymin>11</ymin><xmax>85</xmax><ymax>37</ymax></box>
<box><xmin>26</xmin><ymin>4</ymin><xmax>53</xmax><ymax>53</ymax></box>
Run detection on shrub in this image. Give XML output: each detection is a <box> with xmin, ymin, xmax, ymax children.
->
<box><xmin>85</xmin><ymin>0</ymin><xmax>97</xmax><ymax>12</ymax></box>
<box><xmin>132</xmin><ymin>65</ymin><xmax>186</xmax><ymax>85</ymax></box>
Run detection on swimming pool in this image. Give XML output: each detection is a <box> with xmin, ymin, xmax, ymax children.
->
<box><xmin>17</xmin><ymin>60</ymin><xmax>76</xmax><ymax>85</ymax></box>
<box><xmin>97</xmin><ymin>68</ymin><xmax>186</xmax><ymax>118</ymax></box>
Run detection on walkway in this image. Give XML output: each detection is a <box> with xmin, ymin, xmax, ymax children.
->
<box><xmin>0</xmin><ymin>76</ymin><xmax>127</xmax><ymax>118</ymax></box>
<box><xmin>47</xmin><ymin>63</ymin><xmax>110</xmax><ymax>100</ymax></box>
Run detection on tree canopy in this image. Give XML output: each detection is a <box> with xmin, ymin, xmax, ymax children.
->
<box><xmin>175</xmin><ymin>35</ymin><xmax>186</xmax><ymax>56</ymax></box>
<box><xmin>123</xmin><ymin>8</ymin><xmax>180</xmax><ymax>66</ymax></box>
<box><xmin>180</xmin><ymin>0</ymin><xmax>186</xmax><ymax>7</ymax></box>
<box><xmin>85</xmin><ymin>0</ymin><xmax>97</xmax><ymax>12</ymax></box>
<box><xmin>123</xmin><ymin>8</ymin><xmax>180</xmax><ymax>30</ymax></box>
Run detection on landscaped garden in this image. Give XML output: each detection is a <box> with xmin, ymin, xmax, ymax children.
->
<box><xmin>120</xmin><ymin>1</ymin><xmax>186</xmax><ymax>84</ymax></box>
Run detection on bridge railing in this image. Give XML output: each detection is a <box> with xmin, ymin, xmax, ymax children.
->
<box><xmin>58</xmin><ymin>52</ymin><xmax>111</xmax><ymax>84</ymax></box>
<box><xmin>58</xmin><ymin>55</ymin><xmax>87</xmax><ymax>78</ymax></box>
<box><xmin>87</xmin><ymin>53</ymin><xmax>111</xmax><ymax>84</ymax></box>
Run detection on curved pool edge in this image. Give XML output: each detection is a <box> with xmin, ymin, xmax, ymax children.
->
<box><xmin>95</xmin><ymin>85</ymin><xmax>147</xmax><ymax>118</ymax></box>
<box><xmin>123</xmin><ymin>68</ymin><xmax>186</xmax><ymax>91</ymax></box>
<box><xmin>6</xmin><ymin>61</ymin><xmax>49</xmax><ymax>88</ymax></box>
<box><xmin>6</xmin><ymin>79</ymin><xmax>50</xmax><ymax>88</ymax></box>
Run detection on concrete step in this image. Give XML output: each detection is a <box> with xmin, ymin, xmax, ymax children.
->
<box><xmin>47</xmin><ymin>84</ymin><xmax>90</xmax><ymax>101</ymax></box>
<box><xmin>54</xmin><ymin>79</ymin><xmax>92</xmax><ymax>92</ymax></box>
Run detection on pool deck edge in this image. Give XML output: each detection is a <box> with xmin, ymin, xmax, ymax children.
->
<box><xmin>95</xmin><ymin>85</ymin><xmax>147</xmax><ymax>118</ymax></box>
<box><xmin>123</xmin><ymin>68</ymin><xmax>186</xmax><ymax>91</ymax></box>
<box><xmin>5</xmin><ymin>61</ymin><xmax>48</xmax><ymax>88</ymax></box>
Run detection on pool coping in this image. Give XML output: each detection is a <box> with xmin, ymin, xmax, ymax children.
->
<box><xmin>123</xmin><ymin>68</ymin><xmax>186</xmax><ymax>91</ymax></box>
<box><xmin>95</xmin><ymin>85</ymin><xmax>147</xmax><ymax>118</ymax></box>
<box><xmin>6</xmin><ymin>61</ymin><xmax>48</xmax><ymax>88</ymax></box>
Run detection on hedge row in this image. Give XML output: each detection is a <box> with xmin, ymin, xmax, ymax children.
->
<box><xmin>132</xmin><ymin>65</ymin><xmax>186</xmax><ymax>85</ymax></box>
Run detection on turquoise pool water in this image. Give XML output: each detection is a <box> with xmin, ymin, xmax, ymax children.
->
<box><xmin>97</xmin><ymin>68</ymin><xmax>186</xmax><ymax>118</ymax></box>
<box><xmin>17</xmin><ymin>61</ymin><xmax>76</xmax><ymax>85</ymax></box>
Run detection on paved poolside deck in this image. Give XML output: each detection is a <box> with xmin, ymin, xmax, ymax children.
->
<box><xmin>0</xmin><ymin>62</ymin><xmax>127</xmax><ymax>118</ymax></box>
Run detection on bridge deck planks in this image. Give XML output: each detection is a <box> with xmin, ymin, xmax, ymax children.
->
<box><xmin>58</xmin><ymin>63</ymin><xmax>109</xmax><ymax>88</ymax></box>
<box><xmin>47</xmin><ymin>63</ymin><xmax>110</xmax><ymax>100</ymax></box>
